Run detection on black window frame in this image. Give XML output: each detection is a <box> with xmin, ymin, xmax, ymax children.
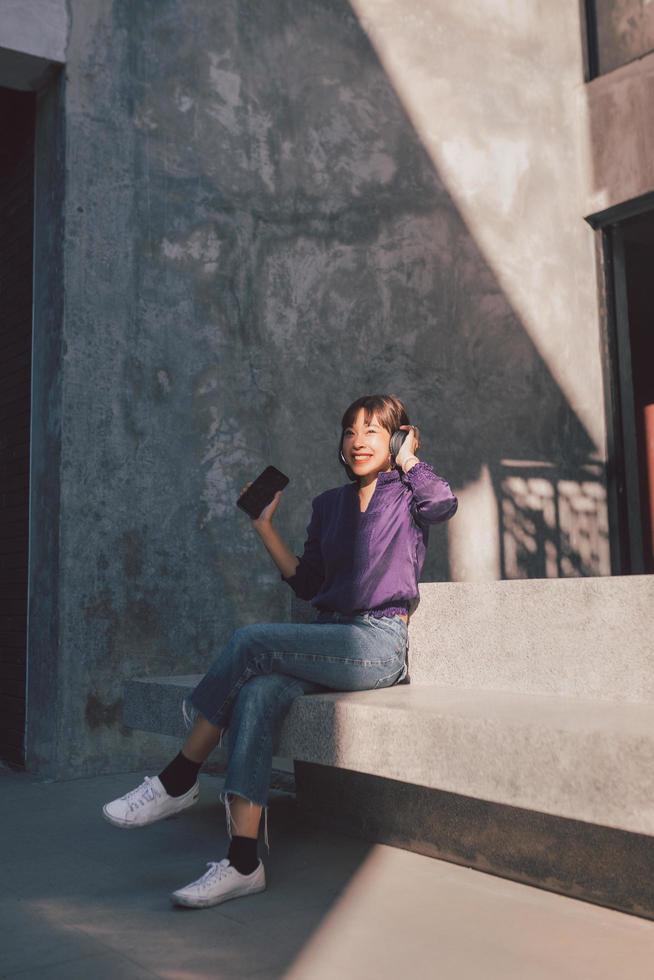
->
<box><xmin>586</xmin><ymin>190</ymin><xmax>654</xmax><ymax>574</ymax></box>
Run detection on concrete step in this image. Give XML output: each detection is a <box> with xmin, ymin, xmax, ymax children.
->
<box><xmin>407</xmin><ymin>574</ymin><xmax>654</xmax><ymax>699</ymax></box>
<box><xmin>124</xmin><ymin>674</ymin><xmax>654</xmax><ymax>837</ymax></box>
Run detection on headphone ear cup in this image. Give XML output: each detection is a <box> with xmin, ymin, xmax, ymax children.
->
<box><xmin>389</xmin><ymin>430</ymin><xmax>408</xmax><ymax>459</ymax></box>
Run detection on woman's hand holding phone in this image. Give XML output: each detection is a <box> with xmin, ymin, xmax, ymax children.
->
<box><xmin>239</xmin><ymin>481</ymin><xmax>283</xmax><ymax>525</ymax></box>
<box><xmin>236</xmin><ymin>466</ymin><xmax>289</xmax><ymax>522</ymax></box>
<box><xmin>237</xmin><ymin>467</ymin><xmax>299</xmax><ymax>578</ymax></box>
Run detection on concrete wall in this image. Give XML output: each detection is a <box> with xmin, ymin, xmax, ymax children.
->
<box><xmin>26</xmin><ymin>69</ymin><xmax>65</xmax><ymax>776</ymax></box>
<box><xmin>0</xmin><ymin>0</ymin><xmax>67</xmax><ymax>62</ymax></box>
<box><xmin>348</xmin><ymin>0</ymin><xmax>608</xmax><ymax>580</ymax></box>
<box><xmin>584</xmin><ymin>49</ymin><xmax>654</xmax><ymax>215</ymax></box>
<box><xmin>0</xmin><ymin>0</ymin><xmax>68</xmax><ymax>89</ymax></box>
<box><xmin>24</xmin><ymin>0</ymin><xmax>616</xmax><ymax>776</ymax></box>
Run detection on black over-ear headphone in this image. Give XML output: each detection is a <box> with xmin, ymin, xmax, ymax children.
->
<box><xmin>338</xmin><ymin>427</ymin><xmax>418</xmax><ymax>477</ymax></box>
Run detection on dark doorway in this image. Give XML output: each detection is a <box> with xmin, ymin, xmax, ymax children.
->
<box><xmin>597</xmin><ymin>204</ymin><xmax>654</xmax><ymax>575</ymax></box>
<box><xmin>0</xmin><ymin>86</ymin><xmax>36</xmax><ymax>768</ymax></box>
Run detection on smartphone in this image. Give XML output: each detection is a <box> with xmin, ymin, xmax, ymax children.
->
<box><xmin>236</xmin><ymin>465</ymin><xmax>290</xmax><ymax>520</ymax></box>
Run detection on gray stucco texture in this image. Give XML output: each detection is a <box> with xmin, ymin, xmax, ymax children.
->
<box><xmin>124</xmin><ymin>576</ymin><xmax>654</xmax><ymax>837</ymax></box>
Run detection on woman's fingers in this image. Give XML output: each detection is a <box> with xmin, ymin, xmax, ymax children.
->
<box><xmin>401</xmin><ymin>424</ymin><xmax>420</xmax><ymax>452</ymax></box>
<box><xmin>254</xmin><ymin>488</ymin><xmax>283</xmax><ymax>524</ymax></box>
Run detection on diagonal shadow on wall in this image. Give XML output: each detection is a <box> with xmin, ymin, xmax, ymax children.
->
<box><xmin>126</xmin><ymin>0</ymin><xmax>606</xmax><ymax>586</ymax></box>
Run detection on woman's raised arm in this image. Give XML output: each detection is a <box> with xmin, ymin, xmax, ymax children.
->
<box><xmin>238</xmin><ymin>484</ymin><xmax>299</xmax><ymax>579</ymax></box>
<box><xmin>254</xmin><ymin>516</ymin><xmax>300</xmax><ymax>580</ymax></box>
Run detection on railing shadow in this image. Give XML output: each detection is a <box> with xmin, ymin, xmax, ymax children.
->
<box><xmin>492</xmin><ymin>459</ymin><xmax>610</xmax><ymax>579</ymax></box>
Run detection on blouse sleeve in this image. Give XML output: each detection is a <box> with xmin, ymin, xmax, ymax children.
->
<box><xmin>403</xmin><ymin>460</ymin><xmax>458</xmax><ymax>526</ymax></box>
<box><xmin>280</xmin><ymin>495</ymin><xmax>325</xmax><ymax>600</ymax></box>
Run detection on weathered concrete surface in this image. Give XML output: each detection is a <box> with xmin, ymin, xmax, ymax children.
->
<box><xmin>0</xmin><ymin>0</ymin><xmax>68</xmax><ymax>90</ymax></box>
<box><xmin>0</xmin><ymin>0</ymin><xmax>68</xmax><ymax>63</ymax></box>
<box><xmin>0</xmin><ymin>47</ymin><xmax>58</xmax><ymax>91</ymax></box>
<box><xmin>26</xmin><ymin>70</ymin><xmax>66</xmax><ymax>775</ymax></box>
<box><xmin>584</xmin><ymin>49</ymin><xmax>654</xmax><ymax>215</ymax></box>
<box><xmin>295</xmin><ymin>763</ymin><xmax>654</xmax><ymax>921</ymax></box>
<box><xmin>125</xmin><ymin>576</ymin><xmax>654</xmax><ymax>712</ymax></box>
<box><xmin>409</xmin><ymin>574</ymin><xmax>654</xmax><ymax>698</ymax></box>
<box><xmin>124</xmin><ymin>674</ymin><xmax>654</xmax><ymax>837</ymax></box>
<box><xmin>28</xmin><ymin>0</ymin><xmax>610</xmax><ymax>777</ymax></box>
<box><xmin>348</xmin><ymin>0</ymin><xmax>606</xmax><ymax>477</ymax></box>
<box><xmin>5</xmin><ymin>769</ymin><xmax>654</xmax><ymax>980</ymax></box>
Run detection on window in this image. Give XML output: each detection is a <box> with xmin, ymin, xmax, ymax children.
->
<box><xmin>585</xmin><ymin>1</ymin><xmax>654</xmax><ymax>78</ymax></box>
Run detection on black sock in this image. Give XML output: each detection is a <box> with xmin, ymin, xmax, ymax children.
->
<box><xmin>158</xmin><ymin>751</ymin><xmax>201</xmax><ymax>797</ymax></box>
<box><xmin>228</xmin><ymin>835</ymin><xmax>259</xmax><ymax>875</ymax></box>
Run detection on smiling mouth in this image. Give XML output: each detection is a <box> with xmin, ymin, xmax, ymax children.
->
<box><xmin>352</xmin><ymin>455</ymin><xmax>373</xmax><ymax>462</ymax></box>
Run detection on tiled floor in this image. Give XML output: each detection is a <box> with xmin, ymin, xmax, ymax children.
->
<box><xmin>2</xmin><ymin>767</ymin><xmax>653</xmax><ymax>979</ymax></box>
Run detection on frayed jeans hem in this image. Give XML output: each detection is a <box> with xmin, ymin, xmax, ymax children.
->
<box><xmin>219</xmin><ymin>789</ymin><xmax>270</xmax><ymax>853</ymax></box>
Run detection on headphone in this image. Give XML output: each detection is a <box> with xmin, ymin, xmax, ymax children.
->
<box><xmin>338</xmin><ymin>427</ymin><xmax>418</xmax><ymax>480</ymax></box>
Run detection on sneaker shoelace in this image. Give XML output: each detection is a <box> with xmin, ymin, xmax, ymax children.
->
<box><xmin>193</xmin><ymin>859</ymin><xmax>232</xmax><ymax>890</ymax></box>
<box><xmin>120</xmin><ymin>776</ymin><xmax>162</xmax><ymax>812</ymax></box>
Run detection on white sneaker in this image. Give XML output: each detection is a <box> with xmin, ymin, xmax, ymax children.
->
<box><xmin>102</xmin><ymin>775</ymin><xmax>199</xmax><ymax>828</ymax></box>
<box><xmin>171</xmin><ymin>858</ymin><xmax>266</xmax><ymax>908</ymax></box>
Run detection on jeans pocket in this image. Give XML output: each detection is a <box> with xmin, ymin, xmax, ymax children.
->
<box><xmin>373</xmin><ymin>660</ymin><xmax>405</xmax><ymax>689</ymax></box>
<box><xmin>367</xmin><ymin>616</ymin><xmax>408</xmax><ymax>653</ymax></box>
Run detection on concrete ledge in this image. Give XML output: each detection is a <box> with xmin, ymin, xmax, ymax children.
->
<box><xmin>0</xmin><ymin>0</ymin><xmax>68</xmax><ymax>64</ymax></box>
<box><xmin>123</xmin><ymin>674</ymin><xmax>202</xmax><ymax>741</ymax></box>
<box><xmin>294</xmin><ymin>762</ymin><xmax>654</xmax><ymax>921</ymax></box>
<box><xmin>124</xmin><ymin>674</ymin><xmax>654</xmax><ymax>836</ymax></box>
<box><xmin>408</xmin><ymin>575</ymin><xmax>654</xmax><ymax>700</ymax></box>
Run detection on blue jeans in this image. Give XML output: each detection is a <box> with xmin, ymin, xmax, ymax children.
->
<box><xmin>184</xmin><ymin>610</ymin><xmax>409</xmax><ymax>850</ymax></box>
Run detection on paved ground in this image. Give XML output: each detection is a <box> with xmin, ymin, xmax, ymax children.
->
<box><xmin>2</xmin><ymin>767</ymin><xmax>654</xmax><ymax>979</ymax></box>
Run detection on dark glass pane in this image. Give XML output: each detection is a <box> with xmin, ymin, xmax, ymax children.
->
<box><xmin>595</xmin><ymin>0</ymin><xmax>654</xmax><ymax>74</ymax></box>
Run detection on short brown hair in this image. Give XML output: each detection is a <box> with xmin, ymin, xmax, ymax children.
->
<box><xmin>338</xmin><ymin>394</ymin><xmax>411</xmax><ymax>483</ymax></box>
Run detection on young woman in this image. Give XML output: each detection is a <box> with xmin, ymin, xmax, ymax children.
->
<box><xmin>102</xmin><ymin>393</ymin><xmax>457</xmax><ymax>909</ymax></box>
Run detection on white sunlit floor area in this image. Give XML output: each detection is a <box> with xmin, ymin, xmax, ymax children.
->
<box><xmin>2</xmin><ymin>767</ymin><xmax>653</xmax><ymax>980</ymax></box>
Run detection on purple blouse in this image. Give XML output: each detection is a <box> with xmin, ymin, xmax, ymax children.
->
<box><xmin>280</xmin><ymin>461</ymin><xmax>458</xmax><ymax>617</ymax></box>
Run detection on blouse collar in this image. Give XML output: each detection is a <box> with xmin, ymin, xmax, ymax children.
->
<box><xmin>377</xmin><ymin>467</ymin><xmax>402</xmax><ymax>485</ymax></box>
<box><xmin>355</xmin><ymin>467</ymin><xmax>402</xmax><ymax>488</ymax></box>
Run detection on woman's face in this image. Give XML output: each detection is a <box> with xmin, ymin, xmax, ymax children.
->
<box><xmin>342</xmin><ymin>409</ymin><xmax>392</xmax><ymax>478</ymax></box>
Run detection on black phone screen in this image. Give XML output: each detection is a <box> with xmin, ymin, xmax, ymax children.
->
<box><xmin>236</xmin><ymin>466</ymin><xmax>290</xmax><ymax>520</ymax></box>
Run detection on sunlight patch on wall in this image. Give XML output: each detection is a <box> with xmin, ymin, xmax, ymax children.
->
<box><xmin>448</xmin><ymin>463</ymin><xmax>501</xmax><ymax>581</ymax></box>
<box><xmin>348</xmin><ymin>0</ymin><xmax>605</xmax><ymax>454</ymax></box>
